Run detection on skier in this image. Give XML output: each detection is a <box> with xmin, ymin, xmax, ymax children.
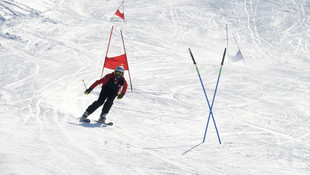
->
<box><xmin>80</xmin><ymin>66</ymin><xmax>128</xmax><ymax>123</ymax></box>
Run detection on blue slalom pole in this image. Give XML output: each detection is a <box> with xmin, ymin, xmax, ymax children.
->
<box><xmin>202</xmin><ymin>48</ymin><xmax>226</xmax><ymax>144</ymax></box>
<box><xmin>188</xmin><ymin>48</ymin><xmax>220</xmax><ymax>144</ymax></box>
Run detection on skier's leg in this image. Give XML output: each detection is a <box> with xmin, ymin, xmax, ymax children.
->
<box><xmin>86</xmin><ymin>90</ymin><xmax>107</xmax><ymax>115</ymax></box>
<box><xmin>101</xmin><ymin>94</ymin><xmax>117</xmax><ymax>115</ymax></box>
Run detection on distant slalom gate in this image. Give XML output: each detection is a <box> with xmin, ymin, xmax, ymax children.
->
<box><xmin>112</xmin><ymin>0</ymin><xmax>126</xmax><ymax>22</ymax></box>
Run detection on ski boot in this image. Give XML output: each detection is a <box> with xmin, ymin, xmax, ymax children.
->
<box><xmin>97</xmin><ymin>113</ymin><xmax>106</xmax><ymax>123</ymax></box>
<box><xmin>80</xmin><ymin>111</ymin><xmax>90</xmax><ymax>123</ymax></box>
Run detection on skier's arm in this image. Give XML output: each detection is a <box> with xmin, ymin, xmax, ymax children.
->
<box><xmin>121</xmin><ymin>79</ymin><xmax>128</xmax><ymax>95</ymax></box>
<box><xmin>84</xmin><ymin>74</ymin><xmax>112</xmax><ymax>95</ymax></box>
<box><xmin>117</xmin><ymin>78</ymin><xmax>128</xmax><ymax>99</ymax></box>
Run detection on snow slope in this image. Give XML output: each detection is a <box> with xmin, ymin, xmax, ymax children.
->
<box><xmin>1</xmin><ymin>0</ymin><xmax>309</xmax><ymax>174</ymax></box>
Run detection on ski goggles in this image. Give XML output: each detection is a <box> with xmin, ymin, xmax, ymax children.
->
<box><xmin>115</xmin><ymin>71</ymin><xmax>124</xmax><ymax>77</ymax></box>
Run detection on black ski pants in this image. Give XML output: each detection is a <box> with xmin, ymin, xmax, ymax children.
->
<box><xmin>86</xmin><ymin>89</ymin><xmax>117</xmax><ymax>115</ymax></box>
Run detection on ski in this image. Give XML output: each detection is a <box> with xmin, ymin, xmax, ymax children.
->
<box><xmin>80</xmin><ymin>118</ymin><xmax>90</xmax><ymax>123</ymax></box>
<box><xmin>95</xmin><ymin>121</ymin><xmax>113</xmax><ymax>126</ymax></box>
<box><xmin>80</xmin><ymin>118</ymin><xmax>113</xmax><ymax>126</ymax></box>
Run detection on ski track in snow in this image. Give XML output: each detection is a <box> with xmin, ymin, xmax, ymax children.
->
<box><xmin>1</xmin><ymin>0</ymin><xmax>310</xmax><ymax>175</ymax></box>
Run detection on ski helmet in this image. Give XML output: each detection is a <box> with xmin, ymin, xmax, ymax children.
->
<box><xmin>114</xmin><ymin>66</ymin><xmax>125</xmax><ymax>79</ymax></box>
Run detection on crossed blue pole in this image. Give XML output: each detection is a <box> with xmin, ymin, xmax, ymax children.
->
<box><xmin>189</xmin><ymin>48</ymin><xmax>226</xmax><ymax>144</ymax></box>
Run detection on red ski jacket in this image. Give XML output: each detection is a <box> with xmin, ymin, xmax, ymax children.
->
<box><xmin>90</xmin><ymin>73</ymin><xmax>128</xmax><ymax>95</ymax></box>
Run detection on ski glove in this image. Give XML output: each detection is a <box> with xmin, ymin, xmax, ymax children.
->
<box><xmin>84</xmin><ymin>88</ymin><xmax>92</xmax><ymax>95</ymax></box>
<box><xmin>117</xmin><ymin>93</ymin><xmax>124</xmax><ymax>99</ymax></box>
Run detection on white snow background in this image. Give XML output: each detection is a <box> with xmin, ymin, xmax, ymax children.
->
<box><xmin>1</xmin><ymin>0</ymin><xmax>310</xmax><ymax>174</ymax></box>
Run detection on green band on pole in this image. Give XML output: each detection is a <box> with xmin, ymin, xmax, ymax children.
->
<box><xmin>196</xmin><ymin>67</ymin><xmax>200</xmax><ymax>74</ymax></box>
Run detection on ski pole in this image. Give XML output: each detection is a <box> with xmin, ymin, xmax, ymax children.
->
<box><xmin>189</xmin><ymin>48</ymin><xmax>213</xmax><ymax>112</ymax></box>
<box><xmin>202</xmin><ymin>48</ymin><xmax>226</xmax><ymax>144</ymax></box>
<box><xmin>82</xmin><ymin>80</ymin><xmax>87</xmax><ymax>90</ymax></box>
<box><xmin>188</xmin><ymin>48</ymin><xmax>219</xmax><ymax>143</ymax></box>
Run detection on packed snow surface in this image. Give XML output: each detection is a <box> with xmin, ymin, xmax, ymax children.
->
<box><xmin>0</xmin><ymin>0</ymin><xmax>309</xmax><ymax>174</ymax></box>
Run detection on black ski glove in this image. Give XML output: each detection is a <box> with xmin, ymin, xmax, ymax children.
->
<box><xmin>117</xmin><ymin>93</ymin><xmax>124</xmax><ymax>99</ymax></box>
<box><xmin>84</xmin><ymin>88</ymin><xmax>92</xmax><ymax>95</ymax></box>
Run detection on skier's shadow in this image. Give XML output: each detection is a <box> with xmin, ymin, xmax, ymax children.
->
<box><xmin>182</xmin><ymin>142</ymin><xmax>203</xmax><ymax>155</ymax></box>
<box><xmin>67</xmin><ymin>122</ymin><xmax>108</xmax><ymax>128</ymax></box>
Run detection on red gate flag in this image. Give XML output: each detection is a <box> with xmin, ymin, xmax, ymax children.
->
<box><xmin>113</xmin><ymin>0</ymin><xmax>125</xmax><ymax>20</ymax></box>
<box><xmin>104</xmin><ymin>54</ymin><xmax>128</xmax><ymax>70</ymax></box>
<box><xmin>115</xmin><ymin>9</ymin><xmax>124</xmax><ymax>19</ymax></box>
<box><xmin>101</xmin><ymin>26</ymin><xmax>133</xmax><ymax>91</ymax></box>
